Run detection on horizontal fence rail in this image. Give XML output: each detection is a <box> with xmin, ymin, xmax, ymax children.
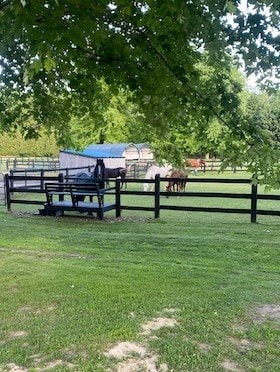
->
<box><xmin>2</xmin><ymin>157</ymin><xmax>248</xmax><ymax>175</ymax></box>
<box><xmin>112</xmin><ymin>176</ymin><xmax>280</xmax><ymax>223</ymax></box>
<box><xmin>4</xmin><ymin>173</ymin><xmax>280</xmax><ymax>223</ymax></box>
<box><xmin>125</xmin><ymin>159</ymin><xmax>247</xmax><ymax>177</ymax></box>
<box><xmin>1</xmin><ymin>156</ymin><xmax>60</xmax><ymax>171</ymax></box>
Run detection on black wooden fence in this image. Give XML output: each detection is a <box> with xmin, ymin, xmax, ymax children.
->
<box><xmin>4</xmin><ymin>173</ymin><xmax>280</xmax><ymax>223</ymax></box>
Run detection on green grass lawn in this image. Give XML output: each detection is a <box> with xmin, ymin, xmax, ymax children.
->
<box><xmin>0</xmin><ymin>174</ymin><xmax>279</xmax><ymax>371</ymax></box>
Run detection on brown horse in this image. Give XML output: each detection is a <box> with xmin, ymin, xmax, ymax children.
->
<box><xmin>166</xmin><ymin>170</ymin><xmax>188</xmax><ymax>192</ymax></box>
<box><xmin>185</xmin><ymin>159</ymin><xmax>206</xmax><ymax>175</ymax></box>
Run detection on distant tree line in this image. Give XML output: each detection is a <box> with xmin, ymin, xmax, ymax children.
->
<box><xmin>0</xmin><ymin>132</ymin><xmax>59</xmax><ymax>157</ymax></box>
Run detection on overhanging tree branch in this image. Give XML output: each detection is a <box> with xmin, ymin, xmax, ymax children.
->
<box><xmin>145</xmin><ymin>35</ymin><xmax>231</xmax><ymax>128</ymax></box>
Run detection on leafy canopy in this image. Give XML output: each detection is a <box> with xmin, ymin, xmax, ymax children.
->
<box><xmin>0</xmin><ymin>0</ymin><xmax>279</xmax><ymax>184</ymax></box>
<box><xmin>0</xmin><ymin>1</ymin><xmax>278</xmax><ymax>118</ymax></box>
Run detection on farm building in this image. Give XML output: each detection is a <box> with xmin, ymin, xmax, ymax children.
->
<box><xmin>60</xmin><ymin>143</ymin><xmax>154</xmax><ymax>169</ymax></box>
<box><xmin>59</xmin><ymin>148</ymin><xmax>125</xmax><ymax>170</ymax></box>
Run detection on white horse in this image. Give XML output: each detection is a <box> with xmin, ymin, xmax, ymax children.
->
<box><xmin>143</xmin><ymin>164</ymin><xmax>172</xmax><ymax>191</ymax></box>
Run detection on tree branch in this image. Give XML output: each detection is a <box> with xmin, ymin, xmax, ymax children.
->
<box><xmin>145</xmin><ymin>33</ymin><xmax>258</xmax><ymax>147</ymax></box>
<box><xmin>145</xmin><ymin>35</ymin><xmax>231</xmax><ymax>127</ymax></box>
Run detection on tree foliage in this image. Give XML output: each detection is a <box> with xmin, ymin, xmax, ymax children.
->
<box><xmin>69</xmin><ymin>80</ymin><xmax>145</xmax><ymax>148</ymax></box>
<box><xmin>1</xmin><ymin>1</ymin><xmax>278</xmax><ymax>124</ymax></box>
<box><xmin>239</xmin><ymin>91</ymin><xmax>280</xmax><ymax>188</ymax></box>
<box><xmin>0</xmin><ymin>0</ymin><xmax>279</xmax><ymax>184</ymax></box>
<box><xmin>0</xmin><ymin>131</ymin><xmax>59</xmax><ymax>156</ymax></box>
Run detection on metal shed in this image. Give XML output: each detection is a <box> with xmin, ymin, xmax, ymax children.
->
<box><xmin>60</xmin><ymin>148</ymin><xmax>125</xmax><ymax>170</ymax></box>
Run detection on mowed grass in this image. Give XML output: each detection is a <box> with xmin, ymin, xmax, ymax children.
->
<box><xmin>0</xmin><ymin>173</ymin><xmax>279</xmax><ymax>371</ymax></box>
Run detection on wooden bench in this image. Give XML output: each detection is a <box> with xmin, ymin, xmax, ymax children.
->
<box><xmin>44</xmin><ymin>182</ymin><xmax>116</xmax><ymax>219</ymax></box>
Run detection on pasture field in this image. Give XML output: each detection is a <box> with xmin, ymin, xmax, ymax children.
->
<box><xmin>0</xmin><ymin>174</ymin><xmax>280</xmax><ymax>371</ymax></box>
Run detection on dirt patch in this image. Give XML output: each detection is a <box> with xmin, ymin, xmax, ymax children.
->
<box><xmin>220</xmin><ymin>359</ymin><xmax>243</xmax><ymax>371</ymax></box>
<box><xmin>5</xmin><ymin>364</ymin><xmax>28</xmax><ymax>372</ymax></box>
<box><xmin>8</xmin><ymin>331</ymin><xmax>27</xmax><ymax>339</ymax></box>
<box><xmin>197</xmin><ymin>343</ymin><xmax>212</xmax><ymax>352</ymax></box>
<box><xmin>112</xmin><ymin>354</ymin><xmax>168</xmax><ymax>372</ymax></box>
<box><xmin>229</xmin><ymin>337</ymin><xmax>263</xmax><ymax>352</ymax></box>
<box><xmin>105</xmin><ymin>342</ymin><xmax>168</xmax><ymax>372</ymax></box>
<box><xmin>253</xmin><ymin>304</ymin><xmax>280</xmax><ymax>324</ymax></box>
<box><xmin>29</xmin><ymin>354</ymin><xmax>43</xmax><ymax>364</ymax></box>
<box><xmin>105</xmin><ymin>313</ymin><xmax>178</xmax><ymax>371</ymax></box>
<box><xmin>105</xmin><ymin>342</ymin><xmax>146</xmax><ymax>359</ymax></box>
<box><xmin>140</xmin><ymin>317</ymin><xmax>178</xmax><ymax>336</ymax></box>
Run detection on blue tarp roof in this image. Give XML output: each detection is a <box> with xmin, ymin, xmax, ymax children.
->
<box><xmin>62</xmin><ymin>143</ymin><xmax>151</xmax><ymax>158</ymax></box>
<box><xmin>61</xmin><ymin>148</ymin><xmax>124</xmax><ymax>158</ymax></box>
<box><xmin>86</xmin><ymin>143</ymin><xmax>136</xmax><ymax>156</ymax></box>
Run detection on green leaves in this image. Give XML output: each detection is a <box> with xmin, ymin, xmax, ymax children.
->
<box><xmin>44</xmin><ymin>56</ymin><xmax>56</xmax><ymax>72</ymax></box>
<box><xmin>0</xmin><ymin>1</ymin><xmax>279</xmax><ymax>186</ymax></box>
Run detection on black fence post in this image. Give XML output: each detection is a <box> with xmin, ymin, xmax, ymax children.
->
<box><xmin>115</xmin><ymin>179</ymin><xmax>121</xmax><ymax>218</ymax></box>
<box><xmin>9</xmin><ymin>170</ymin><xmax>14</xmax><ymax>191</ymax></box>
<box><xmin>132</xmin><ymin>163</ymin><xmax>136</xmax><ymax>178</ymax></box>
<box><xmin>40</xmin><ymin>169</ymin><xmax>44</xmax><ymax>190</ymax></box>
<box><xmin>4</xmin><ymin>174</ymin><xmax>11</xmax><ymax>211</ymax></box>
<box><xmin>58</xmin><ymin>173</ymin><xmax>64</xmax><ymax>201</ymax></box>
<box><xmin>154</xmin><ymin>173</ymin><xmax>160</xmax><ymax>218</ymax></box>
<box><xmin>250</xmin><ymin>182</ymin><xmax>258</xmax><ymax>223</ymax></box>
